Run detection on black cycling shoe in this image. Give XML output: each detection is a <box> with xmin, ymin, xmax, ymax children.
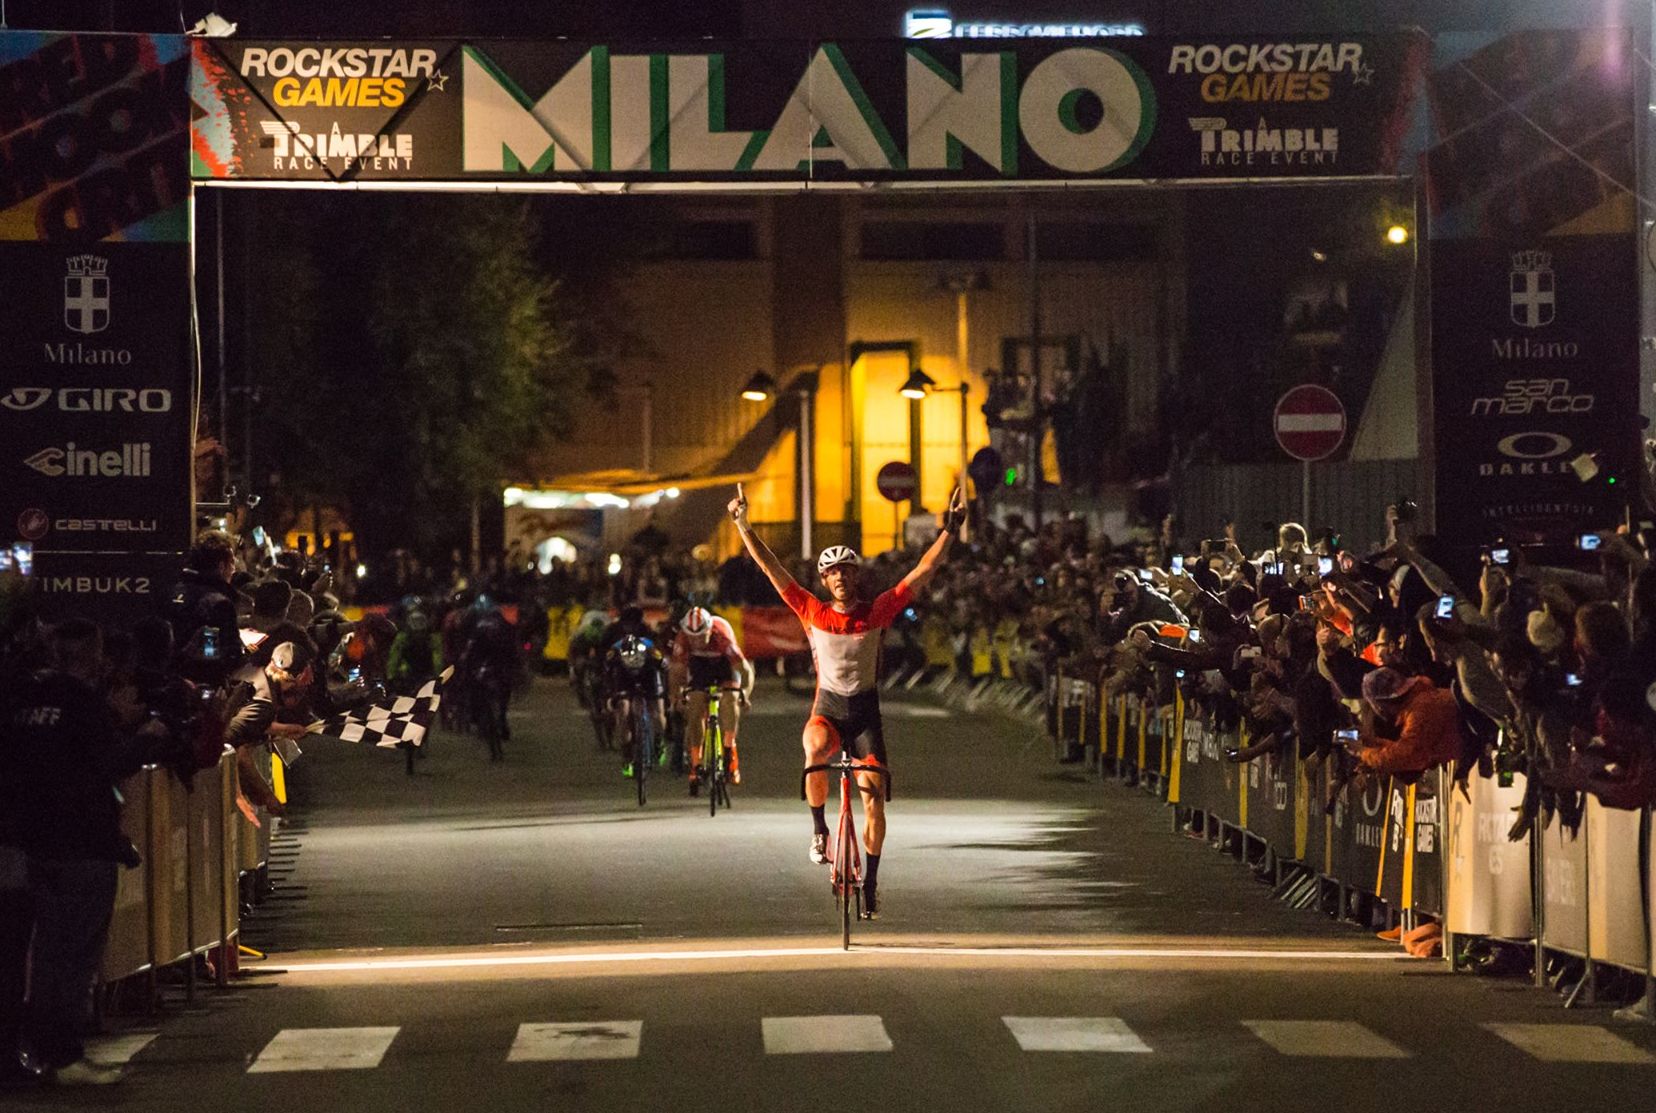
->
<box><xmin>860</xmin><ymin>883</ymin><xmax>879</xmax><ymax>920</ymax></box>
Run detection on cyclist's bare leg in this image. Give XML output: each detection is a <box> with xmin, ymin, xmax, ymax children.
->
<box><xmin>719</xmin><ymin>687</ymin><xmax>740</xmax><ymax>777</ymax></box>
<box><xmin>614</xmin><ymin>697</ymin><xmax>636</xmax><ymax>767</ymax></box>
<box><xmin>685</xmin><ymin>689</ymin><xmax>709</xmax><ymax>771</ymax></box>
<box><xmin>856</xmin><ymin>771</ymin><xmax>886</xmax><ymax>856</ymax></box>
<box><xmin>802</xmin><ymin>719</ymin><xmax>834</xmax><ymax>808</ymax></box>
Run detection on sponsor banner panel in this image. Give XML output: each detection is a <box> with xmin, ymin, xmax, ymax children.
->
<box><xmin>0</xmin><ymin>32</ymin><xmax>191</xmax><ymax>242</ymax></box>
<box><xmin>1429</xmin><ymin>236</ymin><xmax>1640</xmax><ymax>546</ymax></box>
<box><xmin>0</xmin><ymin>240</ymin><xmax>193</xmax><ymax>552</ymax></box>
<box><xmin>189</xmin><ymin>34</ymin><xmax>1425</xmax><ymax>183</ymax></box>
<box><xmin>29</xmin><ymin>550</ymin><xmax>180</xmax><ymax>626</ymax></box>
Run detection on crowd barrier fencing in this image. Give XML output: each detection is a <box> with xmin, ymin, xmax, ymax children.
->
<box><xmin>100</xmin><ymin>749</ymin><xmax>246</xmax><ymax>996</ymax></box>
<box><xmin>1042</xmin><ymin>678</ymin><xmax>1656</xmax><ymax>995</ymax></box>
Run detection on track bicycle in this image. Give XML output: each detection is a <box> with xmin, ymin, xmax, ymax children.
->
<box><xmin>801</xmin><ymin>752</ymin><xmax>892</xmax><ymax>949</ymax></box>
<box><xmin>614</xmin><ymin>694</ymin><xmax>655</xmax><ymax>807</ymax></box>
<box><xmin>687</xmin><ymin>686</ymin><xmax>737</xmax><ymax>816</ymax></box>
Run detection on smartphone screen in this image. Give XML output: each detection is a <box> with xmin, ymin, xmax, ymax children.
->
<box><xmin>1436</xmin><ymin>594</ymin><xmax>1455</xmax><ymax>619</ymax></box>
<box><xmin>201</xmin><ymin>628</ymin><xmax>219</xmax><ymax>660</ymax></box>
<box><xmin>1317</xmin><ymin>556</ymin><xmax>1333</xmax><ymax>576</ymax></box>
<box><xmin>1136</xmin><ymin>568</ymin><xmax>1153</xmax><ymax>583</ymax></box>
<box><xmin>1490</xmin><ymin>548</ymin><xmax>1511</xmax><ymax>565</ymax></box>
<box><xmin>1171</xmin><ymin>555</ymin><xmax>1185</xmax><ymax>574</ymax></box>
<box><xmin>252</xmin><ymin>526</ymin><xmax>268</xmax><ymax>547</ymax></box>
<box><xmin>1335</xmin><ymin>729</ymin><xmax>1360</xmax><ymax>743</ymax></box>
<box><xmin>1565</xmin><ymin>673</ymin><xmax>1582</xmax><ymax>687</ymax></box>
<box><xmin>1187</xmin><ymin>629</ymin><xmax>1201</xmax><ymax>644</ymax></box>
<box><xmin>1577</xmin><ymin>533</ymin><xmax>1601</xmax><ymax>551</ymax></box>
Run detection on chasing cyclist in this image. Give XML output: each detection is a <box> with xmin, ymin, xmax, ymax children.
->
<box><xmin>669</xmin><ymin>606</ymin><xmax>753</xmax><ymax>793</ymax></box>
<box><xmin>727</xmin><ymin>481</ymin><xmax>965</xmax><ymax>918</ymax></box>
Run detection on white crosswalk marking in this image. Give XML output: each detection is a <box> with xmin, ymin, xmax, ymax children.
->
<box><xmin>508</xmin><ymin>1022</ymin><xmax>643</xmax><ymax>1061</ymax></box>
<box><xmin>1485</xmin><ymin>1023</ymin><xmax>1656</xmax><ymax>1064</ymax></box>
<box><xmin>1003</xmin><ymin>1017</ymin><xmax>1151</xmax><ymax>1053</ymax></box>
<box><xmin>247</xmin><ymin>1027</ymin><xmax>401</xmax><ymax>1073</ymax></box>
<box><xmin>762</xmin><ymin>1015</ymin><xmax>893</xmax><ymax>1054</ymax></box>
<box><xmin>1242</xmin><ymin>1020</ymin><xmax>1409</xmax><ymax>1058</ymax></box>
<box><xmin>84</xmin><ymin>1032</ymin><xmax>159</xmax><ymax>1066</ymax></box>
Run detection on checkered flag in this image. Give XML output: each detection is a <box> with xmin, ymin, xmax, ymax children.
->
<box><xmin>307</xmin><ymin>668</ymin><xmax>452</xmax><ymax>748</ymax></box>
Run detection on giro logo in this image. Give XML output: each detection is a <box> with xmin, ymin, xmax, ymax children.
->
<box><xmin>2</xmin><ymin>388</ymin><xmax>172</xmax><ymax>413</ymax></box>
<box><xmin>1496</xmin><ymin>431</ymin><xmax>1572</xmax><ymax>459</ymax></box>
<box><xmin>2</xmin><ymin>388</ymin><xmax>51</xmax><ymax>411</ymax></box>
<box><xmin>23</xmin><ymin>442</ymin><xmax>152</xmax><ymax>478</ymax></box>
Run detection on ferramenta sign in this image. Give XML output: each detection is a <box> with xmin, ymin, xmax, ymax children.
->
<box><xmin>189</xmin><ymin>35</ymin><xmax>1425</xmax><ymax>183</ymax></box>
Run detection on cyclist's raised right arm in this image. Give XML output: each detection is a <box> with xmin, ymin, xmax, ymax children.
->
<box><xmin>728</xmin><ymin>483</ymin><xmax>801</xmax><ymax>601</ymax></box>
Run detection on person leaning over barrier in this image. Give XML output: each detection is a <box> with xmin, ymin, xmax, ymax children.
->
<box><xmin>1345</xmin><ymin>667</ymin><xmax>1463</xmax><ymax>779</ymax></box>
<box><xmin>0</xmin><ymin>620</ymin><xmax>160</xmax><ymax>1087</ymax></box>
<box><xmin>224</xmin><ymin>632</ymin><xmax>318</xmax><ymax>819</ymax></box>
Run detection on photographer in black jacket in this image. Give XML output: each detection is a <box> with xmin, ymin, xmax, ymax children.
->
<box><xmin>0</xmin><ymin>620</ymin><xmax>156</xmax><ymax>1087</ymax></box>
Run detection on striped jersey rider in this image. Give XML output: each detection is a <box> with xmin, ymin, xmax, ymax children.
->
<box><xmin>727</xmin><ymin>481</ymin><xmax>965</xmax><ymax>919</ymax></box>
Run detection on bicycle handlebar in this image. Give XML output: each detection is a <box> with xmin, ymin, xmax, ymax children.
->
<box><xmin>800</xmin><ymin>759</ymin><xmax>892</xmax><ymax>803</ymax></box>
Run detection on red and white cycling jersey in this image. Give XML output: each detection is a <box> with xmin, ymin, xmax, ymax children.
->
<box><xmin>781</xmin><ymin>581</ymin><xmax>911</xmax><ymax>697</ymax></box>
<box><xmin>670</xmin><ymin>613</ymin><xmax>744</xmax><ymax>666</ymax></box>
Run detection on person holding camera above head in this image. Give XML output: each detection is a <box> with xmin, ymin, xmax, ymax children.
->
<box><xmin>1101</xmin><ymin>567</ymin><xmax>1186</xmax><ymax>645</ymax></box>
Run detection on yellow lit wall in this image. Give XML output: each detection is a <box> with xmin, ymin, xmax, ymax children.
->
<box><xmin>853</xmin><ymin>349</ymin><xmax>916</xmax><ymax>554</ymax></box>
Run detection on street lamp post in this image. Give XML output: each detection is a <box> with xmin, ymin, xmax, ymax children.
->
<box><xmin>739</xmin><ymin>368</ymin><xmax>817</xmax><ymax>560</ymax></box>
<box><xmin>899</xmin><ymin>369</ymin><xmax>971</xmax><ymax>541</ymax></box>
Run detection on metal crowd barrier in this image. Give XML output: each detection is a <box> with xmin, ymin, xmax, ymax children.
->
<box><xmin>100</xmin><ymin>749</ymin><xmax>245</xmax><ymax>991</ymax></box>
<box><xmin>1044</xmin><ymin>679</ymin><xmax>1655</xmax><ymax>995</ymax></box>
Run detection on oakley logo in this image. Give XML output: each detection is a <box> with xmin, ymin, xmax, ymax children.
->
<box><xmin>1495</xmin><ymin>431</ymin><xmax>1572</xmax><ymax>460</ymax></box>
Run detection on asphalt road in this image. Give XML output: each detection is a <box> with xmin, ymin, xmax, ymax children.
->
<box><xmin>24</xmin><ymin>675</ymin><xmax>1656</xmax><ymax>1110</ymax></box>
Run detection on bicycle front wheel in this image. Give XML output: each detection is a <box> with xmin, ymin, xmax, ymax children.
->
<box><xmin>839</xmin><ymin>819</ymin><xmax>856</xmax><ymax>950</ymax></box>
<box><xmin>707</xmin><ymin>726</ymin><xmax>721</xmax><ymax>817</ymax></box>
<box><xmin>635</xmin><ymin>710</ymin><xmax>651</xmax><ymax>807</ymax></box>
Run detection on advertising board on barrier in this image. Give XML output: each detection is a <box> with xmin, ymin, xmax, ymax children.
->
<box><xmin>189</xmin><ymin>34</ymin><xmax>1426</xmax><ymax>184</ymax></box>
<box><xmin>1446</xmin><ymin>771</ymin><xmax>1533</xmax><ymax>939</ymax></box>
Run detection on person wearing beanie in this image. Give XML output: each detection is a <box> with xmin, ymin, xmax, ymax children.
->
<box><xmin>1345</xmin><ymin>667</ymin><xmax>1463</xmax><ymax>777</ymax></box>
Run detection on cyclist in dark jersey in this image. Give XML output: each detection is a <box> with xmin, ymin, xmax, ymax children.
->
<box><xmin>727</xmin><ymin>482</ymin><xmax>965</xmax><ymax>917</ymax></box>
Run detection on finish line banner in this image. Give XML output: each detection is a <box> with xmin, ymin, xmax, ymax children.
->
<box><xmin>189</xmin><ymin>35</ymin><xmax>1425</xmax><ymax>184</ymax></box>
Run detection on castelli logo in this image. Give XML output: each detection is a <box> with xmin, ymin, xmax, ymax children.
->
<box><xmin>17</xmin><ymin>509</ymin><xmax>49</xmax><ymax>540</ymax></box>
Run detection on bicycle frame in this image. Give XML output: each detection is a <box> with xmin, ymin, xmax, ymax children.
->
<box><xmin>801</xmin><ymin>754</ymin><xmax>892</xmax><ymax>948</ymax></box>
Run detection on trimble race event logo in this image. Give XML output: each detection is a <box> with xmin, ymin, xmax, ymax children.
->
<box><xmin>260</xmin><ymin>121</ymin><xmax>415</xmax><ymax>171</ymax></box>
<box><xmin>1188</xmin><ymin>116</ymin><xmax>1338</xmax><ymax>167</ymax></box>
<box><xmin>1509</xmin><ymin>249</ymin><xmax>1555</xmax><ymax>329</ymax></box>
<box><xmin>63</xmin><ymin>254</ymin><xmax>110</xmax><ymax>334</ymax></box>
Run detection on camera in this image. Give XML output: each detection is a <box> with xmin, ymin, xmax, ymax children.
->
<box><xmin>1394</xmin><ymin>497</ymin><xmax>1418</xmax><ymax>524</ymax></box>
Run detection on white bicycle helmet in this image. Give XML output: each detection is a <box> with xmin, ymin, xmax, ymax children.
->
<box><xmin>679</xmin><ymin>606</ymin><xmax>712</xmax><ymax>636</ymax></box>
<box><xmin>817</xmin><ymin>545</ymin><xmax>860</xmax><ymax>575</ymax></box>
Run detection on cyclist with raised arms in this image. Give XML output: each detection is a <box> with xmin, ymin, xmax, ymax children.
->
<box><xmin>669</xmin><ymin>605</ymin><xmax>753</xmax><ymax>793</ymax></box>
<box><xmin>727</xmin><ymin>481</ymin><xmax>966</xmax><ymax>918</ymax></box>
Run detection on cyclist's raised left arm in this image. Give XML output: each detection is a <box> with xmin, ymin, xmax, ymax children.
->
<box><xmin>899</xmin><ymin>486</ymin><xmax>966</xmax><ymax>597</ymax></box>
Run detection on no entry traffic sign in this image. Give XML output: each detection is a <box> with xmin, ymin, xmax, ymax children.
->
<box><xmin>876</xmin><ymin>460</ymin><xmax>919</xmax><ymax>502</ymax></box>
<box><xmin>1273</xmin><ymin>385</ymin><xmax>1347</xmax><ymax>462</ymax></box>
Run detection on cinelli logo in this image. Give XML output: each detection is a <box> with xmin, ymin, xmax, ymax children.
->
<box><xmin>23</xmin><ymin>443</ymin><xmax>152</xmax><ymax>478</ymax></box>
<box><xmin>2</xmin><ymin>388</ymin><xmax>173</xmax><ymax>413</ymax></box>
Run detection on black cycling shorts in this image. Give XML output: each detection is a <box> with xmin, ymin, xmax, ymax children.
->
<box><xmin>687</xmin><ymin>655</ymin><xmax>737</xmax><ymax>691</ymax></box>
<box><xmin>809</xmin><ymin>688</ymin><xmax>887</xmax><ymax>766</ymax></box>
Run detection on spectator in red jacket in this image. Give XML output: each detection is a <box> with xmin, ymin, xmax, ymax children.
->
<box><xmin>1349</xmin><ymin>667</ymin><xmax>1464</xmax><ymax>778</ymax></box>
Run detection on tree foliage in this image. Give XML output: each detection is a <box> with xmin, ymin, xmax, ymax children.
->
<box><xmin>246</xmin><ymin>193</ymin><xmax>594</xmax><ymax>559</ymax></box>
